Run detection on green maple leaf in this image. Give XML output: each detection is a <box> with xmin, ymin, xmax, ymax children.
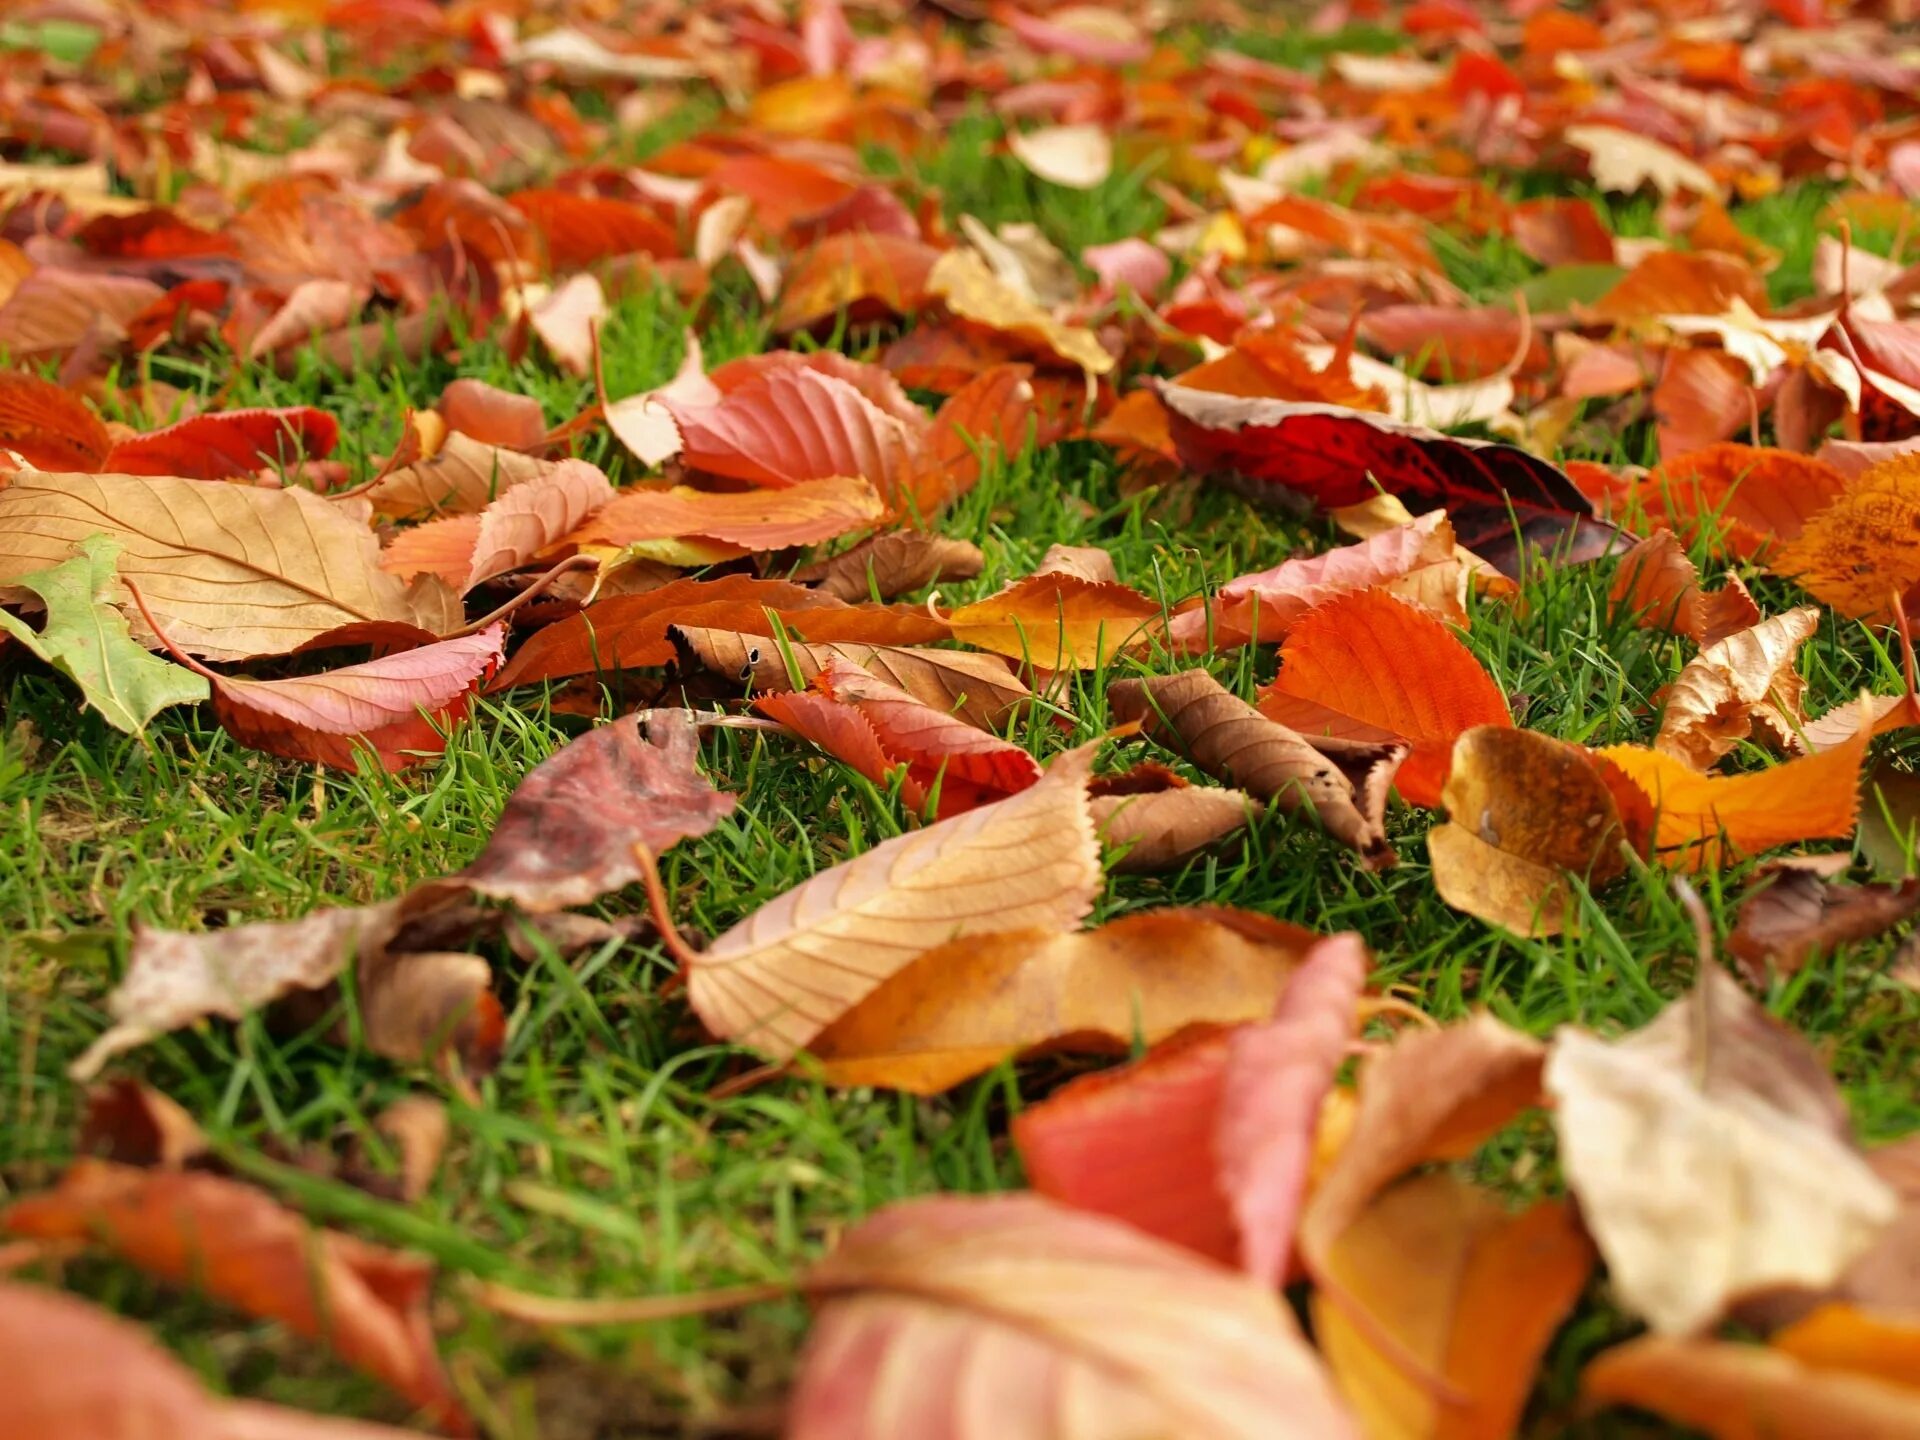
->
<box><xmin>0</xmin><ymin>535</ymin><xmax>208</xmax><ymax>735</ymax></box>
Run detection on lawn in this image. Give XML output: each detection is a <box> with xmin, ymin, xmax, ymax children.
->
<box><xmin>3</xmin><ymin>4</ymin><xmax>1919</xmax><ymax>1439</ymax></box>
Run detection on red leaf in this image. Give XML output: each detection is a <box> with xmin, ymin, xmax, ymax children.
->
<box><xmin>105</xmin><ymin>407</ymin><xmax>341</xmax><ymax>481</ymax></box>
<box><xmin>1160</xmin><ymin>385</ymin><xmax>1613</xmax><ymax>576</ymax></box>
<box><xmin>505</xmin><ymin>188</ymin><xmax>677</xmax><ymax>268</ymax></box>
<box><xmin>909</xmin><ymin>362</ymin><xmax>1080</xmax><ymax>513</ymax></box>
<box><xmin>0</xmin><ymin>370</ymin><xmax>110</xmax><ymax>471</ymax></box>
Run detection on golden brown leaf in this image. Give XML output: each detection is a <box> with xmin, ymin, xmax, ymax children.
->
<box><xmin>575</xmin><ymin>474</ymin><xmax>886</xmax><ymax>551</ymax></box>
<box><xmin>1656</xmin><ymin>607</ymin><xmax>1819</xmax><ymax>770</ymax></box>
<box><xmin>1728</xmin><ymin>865</ymin><xmax>1920</xmax><ymax>979</ymax></box>
<box><xmin>363</xmin><ymin>430</ymin><xmax>553</xmax><ymax>520</ymax></box>
<box><xmin>1089</xmin><ymin>766</ymin><xmax>1257</xmax><ymax>872</ymax></box>
<box><xmin>926</xmin><ymin>248</ymin><xmax>1114</xmax><ymax>376</ymax></box>
<box><xmin>378</xmin><ymin>459</ymin><xmax>613</xmax><ymax>595</ymax></box>
<box><xmin>791</xmin><ymin>532</ymin><xmax>985</xmax><ymax>601</ymax></box>
<box><xmin>1773</xmin><ymin>455</ymin><xmax>1920</xmax><ymax>622</ymax></box>
<box><xmin>943</xmin><ymin>571</ymin><xmax>1161</xmax><ymax>669</ymax></box>
<box><xmin>1608</xmin><ymin>529</ymin><xmax>1760</xmax><ymax>646</ymax></box>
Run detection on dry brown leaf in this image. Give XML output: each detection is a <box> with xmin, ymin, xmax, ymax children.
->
<box><xmin>1034</xmin><ymin>542</ymin><xmax>1121</xmax><ymax>585</ymax></box>
<box><xmin>371</xmin><ymin>1096</ymin><xmax>448</xmax><ymax>1205</ymax></box>
<box><xmin>78</xmin><ymin>1079</ymin><xmax>208</xmax><ymax>1171</ymax></box>
<box><xmin>1609</xmin><ymin>529</ymin><xmax>1761</xmax><ymax>647</ymax></box>
<box><xmin>363</xmin><ymin>431</ymin><xmax>553</xmax><ymax>520</ymax></box>
<box><xmin>1090</xmin><ymin>765</ymin><xmax>1257</xmax><ymax>872</ymax></box>
<box><xmin>1728</xmin><ymin>865</ymin><xmax>1920</xmax><ymax>979</ymax></box>
<box><xmin>1545</xmin><ymin>965</ymin><xmax>1899</xmax><ymax>1335</ymax></box>
<box><xmin>1656</xmin><ymin>607</ymin><xmax>1819</xmax><ymax>770</ymax></box>
<box><xmin>1429</xmin><ymin>726</ymin><xmax>1633</xmax><ymax>938</ymax></box>
<box><xmin>791</xmin><ymin>533</ymin><xmax>985</xmax><ymax>601</ymax></box>
<box><xmin>0</xmin><ymin>473</ymin><xmax>446</xmax><ymax>661</ymax></box>
<box><xmin>1109</xmin><ymin>669</ymin><xmax>1403</xmax><ymax>868</ymax></box>
<box><xmin>688</xmin><ymin>745</ymin><xmax>1101</xmax><ymax>1060</ymax></box>
<box><xmin>806</xmin><ymin>907</ymin><xmax>1318</xmax><ymax>1093</ymax></box>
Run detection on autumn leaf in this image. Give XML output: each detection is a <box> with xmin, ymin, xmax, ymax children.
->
<box><xmin>0</xmin><ymin>369</ymin><xmax>110</xmax><ymax>470</ymax></box>
<box><xmin>1655</xmin><ymin>607</ymin><xmax>1819</xmax><ymax>769</ymax></box>
<box><xmin>943</xmin><ymin>570</ymin><xmax>1162</xmax><ymax>669</ymax></box>
<box><xmin>0</xmin><ymin>535</ymin><xmax>207</xmax><ymax>735</ymax></box>
<box><xmin>575</xmin><ymin>474</ymin><xmax>887</xmax><ymax>550</ymax></box>
<box><xmin>363</xmin><ymin>431</ymin><xmax>554</xmax><ymax>520</ymax></box>
<box><xmin>1545</xmin><ymin>965</ymin><xmax>1899</xmax><ymax>1335</ymax></box>
<box><xmin>925</xmin><ymin>247</ymin><xmax>1115</xmax><ymax>376</ymax></box>
<box><xmin>1608</xmin><ymin>528</ymin><xmax>1760</xmax><ymax>646</ymax></box>
<box><xmin>774</xmin><ymin>230</ymin><xmax>941</xmax><ymax>333</ymax></box>
<box><xmin>527</xmin><ymin>273</ymin><xmax>603</xmax><ymax>377</ymax></box>
<box><xmin>104</xmin><ymin>406</ymin><xmax>340</xmax><ymax>481</ymax></box>
<box><xmin>1643</xmin><ymin>444</ymin><xmax>1851</xmax><ymax>562</ymax></box>
<box><xmin>806</xmin><ymin>907</ymin><xmax>1325</xmax><ymax>1093</ymax></box>
<box><xmin>1110</xmin><ymin>669</ymin><xmax>1403</xmax><ymax>867</ymax></box>
<box><xmin>790</xmin><ymin>1194</ymin><xmax>1355</xmax><ymax>1440</ymax></box>
<box><xmin>0</xmin><ymin>472</ymin><xmax>450</xmax><ymax>660</ymax></box>
<box><xmin>1090</xmin><ymin>764</ymin><xmax>1258</xmax><ymax>872</ymax></box>
<box><xmin>3</xmin><ymin>1162</ymin><xmax>470</xmax><ymax>1434</ymax></box>
<box><xmin>686</xmin><ymin>744</ymin><xmax>1101</xmax><ymax>1060</ymax></box>
<box><xmin>1773</xmin><ymin>454</ymin><xmax>1920</xmax><ymax>621</ymax></box>
<box><xmin>791</xmin><ymin>532</ymin><xmax>985</xmax><ymax>601</ymax></box>
<box><xmin>908</xmin><ymin>361</ymin><xmax>1081</xmax><ymax>513</ymax></box>
<box><xmin>1591</xmin><ymin>249</ymin><xmax>1767</xmax><ymax>321</ymax></box>
<box><xmin>1566</xmin><ymin>123</ymin><xmax>1720</xmax><ymax>200</ymax></box>
<box><xmin>506</xmin><ymin>188</ymin><xmax>676</xmax><ymax>267</ymax></box>
<box><xmin>1008</xmin><ymin>123</ymin><xmax>1113</xmax><ymax>189</ymax></box>
<box><xmin>1728</xmin><ymin>864</ymin><xmax>1920</xmax><ymax>980</ymax></box>
<box><xmin>440</xmin><ymin>378</ymin><xmax>546</xmax><ymax>450</ymax></box>
<box><xmin>1257</xmin><ymin>588</ymin><xmax>1512</xmax><ymax>810</ymax></box>
<box><xmin>379</xmin><ymin>459</ymin><xmax>613</xmax><ymax>594</ymax></box>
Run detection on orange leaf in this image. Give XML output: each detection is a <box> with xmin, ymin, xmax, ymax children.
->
<box><xmin>105</xmin><ymin>406</ymin><xmax>339</xmax><ymax>480</ymax></box>
<box><xmin>944</xmin><ymin>571</ymin><xmax>1161</xmax><ymax>669</ymax></box>
<box><xmin>774</xmin><ymin>230</ymin><xmax>940</xmax><ymax>333</ymax></box>
<box><xmin>1652</xmin><ymin>349</ymin><xmax>1754</xmax><ymax>461</ymax></box>
<box><xmin>1257</xmin><ymin>589</ymin><xmax>1511</xmax><ymax>809</ymax></box>
<box><xmin>1591</xmin><ymin>249</ymin><xmax>1767</xmax><ymax>321</ymax></box>
<box><xmin>1507</xmin><ymin>197</ymin><xmax>1616</xmax><ymax>266</ymax></box>
<box><xmin>506</xmin><ymin>188</ymin><xmax>676</xmax><ymax>268</ymax></box>
<box><xmin>439</xmin><ymin>378</ymin><xmax>546</xmax><ymax>449</ymax></box>
<box><xmin>576</xmin><ymin>474</ymin><xmax>886</xmax><ymax>550</ymax></box>
<box><xmin>1772</xmin><ymin>453</ymin><xmax>1920</xmax><ymax>621</ymax></box>
<box><xmin>380</xmin><ymin>459</ymin><xmax>613</xmax><ymax>594</ymax></box>
<box><xmin>0</xmin><ymin>371</ymin><xmax>109</xmax><ymax>470</ymax></box>
<box><xmin>908</xmin><ymin>362</ymin><xmax>1080</xmax><ymax>513</ymax></box>
<box><xmin>1642</xmin><ymin>443</ymin><xmax>1849</xmax><ymax>561</ymax></box>
<box><xmin>1608</xmin><ymin>528</ymin><xmax>1760</xmax><ymax>645</ymax></box>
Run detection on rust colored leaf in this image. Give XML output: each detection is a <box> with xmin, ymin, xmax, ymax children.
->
<box><xmin>1545</xmin><ymin>965</ymin><xmax>1898</xmax><ymax>1335</ymax></box>
<box><xmin>944</xmin><ymin>571</ymin><xmax>1162</xmax><ymax>669</ymax></box>
<box><xmin>1584</xmin><ymin>1336</ymin><xmax>1920</xmax><ymax>1440</ymax></box>
<box><xmin>1728</xmin><ymin>866</ymin><xmax>1920</xmax><ymax>979</ymax></box>
<box><xmin>809</xmin><ymin>907</ymin><xmax>1324</xmax><ymax>1093</ymax></box>
<box><xmin>1773</xmin><ymin>455</ymin><xmax>1920</xmax><ymax>622</ymax></box>
<box><xmin>1111</xmin><ymin>669</ymin><xmax>1403</xmax><ymax>867</ymax></box>
<box><xmin>1429</xmin><ymin>726</ymin><xmax>1633</xmax><ymax>938</ymax></box>
<box><xmin>1507</xmin><ymin>197</ymin><xmax>1616</xmax><ymax>266</ymax></box>
<box><xmin>1592</xmin><ymin>250</ymin><xmax>1768</xmax><ymax>321</ymax></box>
<box><xmin>791</xmin><ymin>1194</ymin><xmax>1355</xmax><ymax>1440</ymax></box>
<box><xmin>1312</xmin><ymin>1175</ymin><xmax>1593</xmax><ymax>1440</ymax></box>
<box><xmin>0</xmin><ymin>268</ymin><xmax>163</xmax><ymax>358</ymax></box>
<box><xmin>0</xmin><ymin>473</ymin><xmax>446</xmax><ymax>661</ymax></box>
<box><xmin>1160</xmin><ymin>386</ymin><xmax>1612</xmax><ymax>576</ymax></box>
<box><xmin>1653</xmin><ymin>348</ymin><xmax>1754</xmax><ymax>461</ymax></box>
<box><xmin>909</xmin><ymin>362</ymin><xmax>1080</xmax><ymax>513</ymax></box>
<box><xmin>1656</xmin><ymin>607</ymin><xmax>1818</xmax><ymax>769</ymax></box>
<box><xmin>1257</xmin><ymin>589</ymin><xmax>1511</xmax><ymax>810</ymax></box>
<box><xmin>668</xmin><ymin>628</ymin><xmax>1034</xmax><ymax>731</ymax></box>
<box><xmin>775</xmin><ymin>230</ymin><xmax>940</xmax><ymax>332</ymax></box>
<box><xmin>379</xmin><ymin>459</ymin><xmax>613</xmax><ymax>594</ymax></box>
<box><xmin>439</xmin><ymin>378</ymin><xmax>545</xmax><ymax>450</ymax></box>
<box><xmin>575</xmin><ymin>474</ymin><xmax>886</xmax><ymax>550</ymax></box>
<box><xmin>688</xmin><ymin>744</ymin><xmax>1101</xmax><ymax>1060</ymax></box>
<box><xmin>0</xmin><ymin>1281</ymin><xmax>425</xmax><ymax>1439</ymax></box>
<box><xmin>1609</xmin><ymin>529</ymin><xmax>1760</xmax><ymax>646</ymax></box>
<box><xmin>459</xmin><ymin>710</ymin><xmax>735</xmax><ymax>912</ymax></box>
<box><xmin>104</xmin><ymin>407</ymin><xmax>340</xmax><ymax>481</ymax></box>
<box><xmin>79</xmin><ymin>1079</ymin><xmax>208</xmax><ymax>1172</ymax></box>
<box><xmin>791</xmin><ymin>532</ymin><xmax>985</xmax><ymax>601</ymax></box>
<box><xmin>3</xmin><ymin>1162</ymin><xmax>468</xmax><ymax>1434</ymax></box>
<box><xmin>1090</xmin><ymin>765</ymin><xmax>1257</xmax><ymax>872</ymax></box>
<box><xmin>506</xmin><ymin>188</ymin><xmax>676</xmax><ymax>268</ymax></box>
<box><xmin>0</xmin><ymin>371</ymin><xmax>109</xmax><ymax>470</ymax></box>
<box><xmin>1645</xmin><ymin>443</ymin><xmax>1849</xmax><ymax>562</ymax></box>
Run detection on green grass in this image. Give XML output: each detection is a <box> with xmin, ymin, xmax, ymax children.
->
<box><xmin>4</xmin><ymin>33</ymin><xmax>1920</xmax><ymax>1440</ymax></box>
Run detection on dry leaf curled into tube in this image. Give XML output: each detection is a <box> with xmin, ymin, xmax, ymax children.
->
<box><xmin>0</xmin><ymin>1281</ymin><xmax>427</xmax><ymax>1440</ymax></box>
<box><xmin>3</xmin><ymin>1162</ymin><xmax>468</xmax><ymax>1434</ymax></box>
<box><xmin>0</xmin><ymin>473</ymin><xmax>448</xmax><ymax>661</ymax></box>
<box><xmin>460</xmin><ymin>710</ymin><xmax>735</xmax><ymax>912</ymax></box>
<box><xmin>1608</xmin><ymin>529</ymin><xmax>1760</xmax><ymax>647</ymax></box>
<box><xmin>792</xmin><ymin>533</ymin><xmax>985</xmax><ymax>601</ymax></box>
<box><xmin>1429</xmin><ymin>726</ymin><xmax>1633</xmax><ymax>938</ymax></box>
<box><xmin>1545</xmin><ymin>965</ymin><xmax>1899</xmax><ymax>1336</ymax></box>
<box><xmin>1110</xmin><ymin>669</ymin><xmax>1403</xmax><ymax>868</ymax></box>
<box><xmin>806</xmin><ymin>907</ymin><xmax>1324</xmax><ymax>1094</ymax></box>
<box><xmin>688</xmin><ymin>745</ymin><xmax>1101</xmax><ymax>1060</ymax></box>
<box><xmin>1727</xmin><ymin>864</ymin><xmax>1920</xmax><ymax>980</ymax></box>
<box><xmin>1655</xmin><ymin>607</ymin><xmax>1818</xmax><ymax>771</ymax></box>
<box><xmin>1090</xmin><ymin>765</ymin><xmax>1257</xmax><ymax>872</ymax></box>
<box><xmin>790</xmin><ymin>1194</ymin><xmax>1356</xmax><ymax>1440</ymax></box>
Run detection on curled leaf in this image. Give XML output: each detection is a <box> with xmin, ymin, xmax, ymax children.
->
<box><xmin>926</xmin><ymin>248</ymin><xmax>1114</xmax><ymax>376</ymax></box>
<box><xmin>1608</xmin><ymin>529</ymin><xmax>1760</xmax><ymax>646</ymax></box>
<box><xmin>1656</xmin><ymin>608</ymin><xmax>1819</xmax><ymax>770</ymax></box>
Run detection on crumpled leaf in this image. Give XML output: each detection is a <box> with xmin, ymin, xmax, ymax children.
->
<box><xmin>943</xmin><ymin>571</ymin><xmax>1161</xmax><ymax>669</ymax></box>
<box><xmin>3</xmin><ymin>1162</ymin><xmax>469</xmax><ymax>1435</ymax></box>
<box><xmin>0</xmin><ymin>369</ymin><xmax>110</xmax><ymax>470</ymax></box>
<box><xmin>1008</xmin><ymin>123</ymin><xmax>1113</xmax><ymax>189</ymax></box>
<box><xmin>1429</xmin><ymin>726</ymin><xmax>1635</xmax><ymax>938</ymax></box>
<box><xmin>459</xmin><ymin>710</ymin><xmax>735</xmax><ymax>912</ymax></box>
<box><xmin>1160</xmin><ymin>387</ymin><xmax>1613</xmax><ymax>577</ymax></box>
<box><xmin>104</xmin><ymin>407</ymin><xmax>339</xmax><ymax>481</ymax></box>
<box><xmin>1111</xmin><ymin>669</ymin><xmax>1404</xmax><ymax>868</ymax></box>
<box><xmin>1656</xmin><ymin>607</ymin><xmax>1819</xmax><ymax>770</ymax></box>
<box><xmin>1608</xmin><ymin>529</ymin><xmax>1760</xmax><ymax>646</ymax></box>
<box><xmin>792</xmin><ymin>532</ymin><xmax>985</xmax><ymax>601</ymax></box>
<box><xmin>791</xmin><ymin>1193</ymin><xmax>1356</xmax><ymax>1440</ymax></box>
<box><xmin>1728</xmin><ymin>864</ymin><xmax>1920</xmax><ymax>979</ymax></box>
<box><xmin>669</xmin><ymin>628</ymin><xmax>1035</xmax><ymax>731</ymax></box>
<box><xmin>807</xmin><ymin>907</ymin><xmax>1325</xmax><ymax>1094</ymax></box>
<box><xmin>379</xmin><ymin>460</ymin><xmax>613</xmax><ymax>594</ymax></box>
<box><xmin>1545</xmin><ymin>965</ymin><xmax>1900</xmax><ymax>1335</ymax></box>
<box><xmin>688</xmin><ymin>744</ymin><xmax>1101</xmax><ymax>1060</ymax></box>
<box><xmin>0</xmin><ymin>535</ymin><xmax>206</xmax><ymax>735</ymax></box>
<box><xmin>0</xmin><ymin>1280</ymin><xmax>427</xmax><ymax>1440</ymax></box>
<box><xmin>575</xmin><ymin>473</ymin><xmax>886</xmax><ymax>550</ymax></box>
<box><xmin>0</xmin><ymin>473</ymin><xmax>449</xmax><ymax>661</ymax></box>
<box><xmin>1090</xmin><ymin>765</ymin><xmax>1257</xmax><ymax>872</ymax></box>
<box><xmin>1257</xmin><ymin>589</ymin><xmax>1512</xmax><ymax>810</ymax></box>
<box><xmin>1773</xmin><ymin>454</ymin><xmax>1920</xmax><ymax>622</ymax></box>
<box><xmin>926</xmin><ymin>247</ymin><xmax>1115</xmax><ymax>376</ymax></box>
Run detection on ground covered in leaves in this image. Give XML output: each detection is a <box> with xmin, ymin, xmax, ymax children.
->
<box><xmin>5</xmin><ymin>1</ymin><xmax>1920</xmax><ymax>1437</ymax></box>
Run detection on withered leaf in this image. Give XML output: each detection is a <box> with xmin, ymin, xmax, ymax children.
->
<box><xmin>1090</xmin><ymin>765</ymin><xmax>1257</xmax><ymax>872</ymax></box>
<box><xmin>1656</xmin><ymin>607</ymin><xmax>1819</xmax><ymax>771</ymax></box>
<box><xmin>1728</xmin><ymin>865</ymin><xmax>1920</xmax><ymax>979</ymax></box>
<box><xmin>791</xmin><ymin>532</ymin><xmax>985</xmax><ymax>601</ymax></box>
<box><xmin>1609</xmin><ymin>529</ymin><xmax>1760</xmax><ymax>648</ymax></box>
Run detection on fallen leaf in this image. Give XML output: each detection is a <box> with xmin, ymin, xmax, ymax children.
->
<box><xmin>528</xmin><ymin>272</ymin><xmax>605</xmax><ymax>377</ymax></box>
<box><xmin>1728</xmin><ymin>865</ymin><xmax>1920</xmax><ymax>979</ymax></box>
<box><xmin>601</xmin><ymin>330</ymin><xmax>719</xmax><ymax>469</ymax></box>
<box><xmin>1592</xmin><ymin>250</ymin><xmax>1767</xmax><ymax>322</ymax></box>
<box><xmin>909</xmin><ymin>361</ymin><xmax>1079</xmax><ymax>512</ymax></box>
<box><xmin>0</xmin><ymin>535</ymin><xmax>207</xmax><ymax>735</ymax></box>
<box><xmin>1160</xmin><ymin>387</ymin><xmax>1612</xmax><ymax>576</ymax></box>
<box><xmin>364</xmin><ymin>1096</ymin><xmax>449</xmax><ymax>1205</ymax></box>
<box><xmin>0</xmin><ymin>1280</ymin><xmax>426</xmax><ymax>1439</ymax></box>
<box><xmin>1311</xmin><ymin>1174</ymin><xmax>1593</xmax><ymax>1440</ymax></box>
<box><xmin>1656</xmin><ymin>607</ymin><xmax>1819</xmax><ymax>770</ymax></box>
<box><xmin>1545</xmin><ymin>965</ymin><xmax>1899</xmax><ymax>1335</ymax></box>
<box><xmin>1608</xmin><ymin>529</ymin><xmax>1760</xmax><ymax>646</ymax></box>
<box><xmin>808</xmin><ymin>907</ymin><xmax>1325</xmax><ymax>1093</ymax></box>
<box><xmin>0</xmin><ymin>473</ymin><xmax>446</xmax><ymax>661</ymax></box>
<box><xmin>774</xmin><ymin>231</ymin><xmax>941</xmax><ymax>333</ymax></box>
<box><xmin>1507</xmin><ymin>197</ymin><xmax>1616</xmax><ymax>266</ymax></box>
<box><xmin>1644</xmin><ymin>444</ymin><xmax>1849</xmax><ymax>562</ymax></box>
<box><xmin>1653</xmin><ymin>348</ymin><xmax>1754</xmax><ymax>461</ymax></box>
<box><xmin>459</xmin><ymin>710</ymin><xmax>735</xmax><ymax>911</ymax></box>
<box><xmin>1089</xmin><ymin>765</ymin><xmax>1257</xmax><ymax>872</ymax></box>
<box><xmin>3</xmin><ymin>1162</ymin><xmax>469</xmax><ymax>1434</ymax></box>
<box><xmin>1257</xmin><ymin>589</ymin><xmax>1511</xmax><ymax>810</ymax></box>
<box><xmin>363</xmin><ymin>431</ymin><xmax>554</xmax><ymax>521</ymax></box>
<box><xmin>790</xmin><ymin>1194</ymin><xmax>1355</xmax><ymax>1440</ymax></box>
<box><xmin>1566</xmin><ymin>123</ymin><xmax>1720</xmax><ymax>200</ymax></box>
<box><xmin>576</xmin><ymin>474</ymin><xmax>886</xmax><ymax>550</ymax></box>
<box><xmin>943</xmin><ymin>571</ymin><xmax>1161</xmax><ymax>669</ymax></box>
<box><xmin>1584</xmin><ymin>1335</ymin><xmax>1920</xmax><ymax>1440</ymax></box>
<box><xmin>507</xmin><ymin>188</ymin><xmax>676</xmax><ymax>268</ymax></box>
<box><xmin>1110</xmin><ymin>669</ymin><xmax>1403</xmax><ymax>867</ymax></box>
<box><xmin>1429</xmin><ymin>726</ymin><xmax>1633</xmax><ymax>937</ymax></box>
<box><xmin>79</xmin><ymin>1079</ymin><xmax>208</xmax><ymax>1172</ymax></box>
<box><xmin>379</xmin><ymin>460</ymin><xmax>614</xmax><ymax>594</ymax></box>
<box><xmin>791</xmin><ymin>532</ymin><xmax>985</xmax><ymax>601</ymax></box>
<box><xmin>104</xmin><ymin>407</ymin><xmax>340</xmax><ymax>481</ymax></box>
<box><xmin>926</xmin><ymin>247</ymin><xmax>1115</xmax><ymax>377</ymax></box>
<box><xmin>1008</xmin><ymin>123</ymin><xmax>1113</xmax><ymax>189</ymax></box>
<box><xmin>0</xmin><ymin>370</ymin><xmax>110</xmax><ymax>470</ymax></box>
<box><xmin>439</xmin><ymin>379</ymin><xmax>546</xmax><ymax>450</ymax></box>
<box><xmin>1773</xmin><ymin>455</ymin><xmax>1920</xmax><ymax>622</ymax></box>
<box><xmin>687</xmin><ymin>744</ymin><xmax>1101</xmax><ymax>1060</ymax></box>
